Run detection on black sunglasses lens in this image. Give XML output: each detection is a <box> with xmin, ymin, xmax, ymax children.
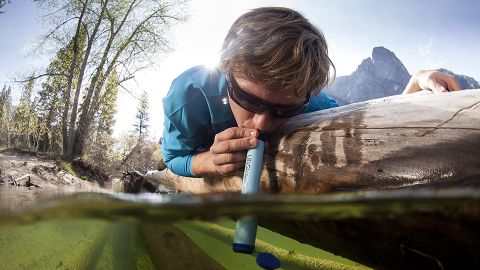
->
<box><xmin>272</xmin><ymin>106</ymin><xmax>306</xmax><ymax>118</ymax></box>
<box><xmin>228</xmin><ymin>74</ymin><xmax>308</xmax><ymax>118</ymax></box>
<box><xmin>228</xmin><ymin>76</ymin><xmax>266</xmax><ymax>113</ymax></box>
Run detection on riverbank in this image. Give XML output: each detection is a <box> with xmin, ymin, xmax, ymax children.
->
<box><xmin>0</xmin><ymin>149</ymin><xmax>111</xmax><ymax>210</ymax></box>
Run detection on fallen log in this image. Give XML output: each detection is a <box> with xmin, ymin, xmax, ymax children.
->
<box><xmin>148</xmin><ymin>90</ymin><xmax>480</xmax><ymax>269</ymax></box>
<box><xmin>13</xmin><ymin>174</ymin><xmax>31</xmax><ymax>183</ymax></box>
<box><xmin>257</xmin><ymin>189</ymin><xmax>480</xmax><ymax>269</ymax></box>
<box><xmin>146</xmin><ymin>89</ymin><xmax>480</xmax><ymax>193</ymax></box>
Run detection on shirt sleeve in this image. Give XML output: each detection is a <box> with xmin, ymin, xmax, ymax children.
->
<box><xmin>162</xmin><ymin>118</ymin><xmax>196</xmax><ymax>177</ymax></box>
<box><xmin>161</xmin><ymin>71</ymin><xmax>212</xmax><ymax>177</ymax></box>
<box><xmin>303</xmin><ymin>91</ymin><xmax>339</xmax><ymax>113</ymax></box>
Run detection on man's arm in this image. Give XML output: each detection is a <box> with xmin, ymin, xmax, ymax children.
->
<box><xmin>163</xmin><ymin>110</ymin><xmax>258</xmax><ymax>177</ymax></box>
<box><xmin>403</xmin><ymin>70</ymin><xmax>460</xmax><ymax>94</ymax></box>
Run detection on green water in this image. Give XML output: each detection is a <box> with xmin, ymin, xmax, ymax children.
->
<box><xmin>0</xmin><ymin>188</ymin><xmax>479</xmax><ymax>269</ymax></box>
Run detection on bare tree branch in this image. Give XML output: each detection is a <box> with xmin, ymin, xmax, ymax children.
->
<box><xmin>13</xmin><ymin>73</ymin><xmax>68</xmax><ymax>83</ymax></box>
<box><xmin>119</xmin><ymin>83</ymin><xmax>139</xmax><ymax>100</ymax></box>
<box><xmin>36</xmin><ymin>16</ymin><xmax>79</xmax><ymax>50</ymax></box>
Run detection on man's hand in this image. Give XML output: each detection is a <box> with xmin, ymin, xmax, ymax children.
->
<box><xmin>402</xmin><ymin>70</ymin><xmax>460</xmax><ymax>94</ymax></box>
<box><xmin>192</xmin><ymin>127</ymin><xmax>258</xmax><ymax>176</ymax></box>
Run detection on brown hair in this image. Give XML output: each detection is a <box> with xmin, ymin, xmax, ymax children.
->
<box><xmin>220</xmin><ymin>7</ymin><xmax>335</xmax><ymax>97</ymax></box>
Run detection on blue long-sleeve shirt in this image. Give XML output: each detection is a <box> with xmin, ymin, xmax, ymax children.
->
<box><xmin>162</xmin><ymin>66</ymin><xmax>339</xmax><ymax>177</ymax></box>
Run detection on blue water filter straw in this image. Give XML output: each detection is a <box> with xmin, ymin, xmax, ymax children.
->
<box><xmin>232</xmin><ymin>136</ymin><xmax>281</xmax><ymax>269</ymax></box>
<box><xmin>232</xmin><ymin>138</ymin><xmax>264</xmax><ymax>254</ymax></box>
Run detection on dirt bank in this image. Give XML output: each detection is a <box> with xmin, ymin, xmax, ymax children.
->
<box><xmin>0</xmin><ymin>149</ymin><xmax>111</xmax><ymax>210</ymax></box>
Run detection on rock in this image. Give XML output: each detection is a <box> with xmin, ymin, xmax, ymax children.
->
<box><xmin>324</xmin><ymin>46</ymin><xmax>410</xmax><ymax>104</ymax></box>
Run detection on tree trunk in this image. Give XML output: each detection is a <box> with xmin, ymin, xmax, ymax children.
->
<box><xmin>67</xmin><ymin>0</ymin><xmax>108</xmax><ymax>158</ymax></box>
<box><xmin>73</xmin><ymin>0</ymin><xmax>172</xmax><ymax>157</ymax></box>
<box><xmin>145</xmin><ymin>89</ymin><xmax>480</xmax><ymax>193</ymax></box>
<box><xmin>39</xmin><ymin>132</ymin><xmax>49</xmax><ymax>152</ymax></box>
<box><xmin>73</xmin><ymin>12</ymin><xmax>118</xmax><ymax>158</ymax></box>
<box><xmin>62</xmin><ymin>0</ymin><xmax>88</xmax><ymax>159</ymax></box>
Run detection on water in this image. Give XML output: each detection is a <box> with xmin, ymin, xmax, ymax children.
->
<box><xmin>0</xmin><ymin>187</ymin><xmax>479</xmax><ymax>269</ymax></box>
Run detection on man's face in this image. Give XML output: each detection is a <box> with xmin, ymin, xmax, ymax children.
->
<box><xmin>228</xmin><ymin>73</ymin><xmax>308</xmax><ymax>135</ymax></box>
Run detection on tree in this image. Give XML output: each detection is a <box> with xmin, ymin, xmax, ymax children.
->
<box><xmin>72</xmin><ymin>0</ymin><xmax>188</xmax><ymax>158</ymax></box>
<box><xmin>34</xmin><ymin>0</ymin><xmax>188</xmax><ymax>159</ymax></box>
<box><xmin>0</xmin><ymin>85</ymin><xmax>13</xmax><ymax>148</ymax></box>
<box><xmin>61</xmin><ymin>0</ymin><xmax>90</xmax><ymax>158</ymax></box>
<box><xmin>0</xmin><ymin>0</ymin><xmax>8</xmax><ymax>14</ymax></box>
<box><xmin>0</xmin><ymin>85</ymin><xmax>8</xmax><ymax>120</ymax></box>
<box><xmin>83</xmin><ymin>69</ymin><xmax>119</xmax><ymax>170</ymax></box>
<box><xmin>12</xmin><ymin>74</ymin><xmax>36</xmax><ymax>148</ymax></box>
<box><xmin>97</xmin><ymin>69</ymin><xmax>119</xmax><ymax>135</ymax></box>
<box><xmin>121</xmin><ymin>137</ymin><xmax>162</xmax><ymax>173</ymax></box>
<box><xmin>134</xmin><ymin>91</ymin><xmax>149</xmax><ymax>137</ymax></box>
<box><xmin>34</xmin><ymin>34</ymin><xmax>85</xmax><ymax>153</ymax></box>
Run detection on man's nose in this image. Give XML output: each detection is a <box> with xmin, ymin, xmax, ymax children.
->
<box><xmin>252</xmin><ymin>112</ymin><xmax>272</xmax><ymax>133</ymax></box>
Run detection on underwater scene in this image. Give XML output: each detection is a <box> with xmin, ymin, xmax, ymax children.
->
<box><xmin>1</xmin><ymin>187</ymin><xmax>479</xmax><ymax>270</ymax></box>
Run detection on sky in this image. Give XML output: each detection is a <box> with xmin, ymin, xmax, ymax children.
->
<box><xmin>1</xmin><ymin>0</ymin><xmax>479</xmax><ymax>140</ymax></box>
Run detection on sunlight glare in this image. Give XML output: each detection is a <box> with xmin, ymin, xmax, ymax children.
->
<box><xmin>204</xmin><ymin>51</ymin><xmax>221</xmax><ymax>69</ymax></box>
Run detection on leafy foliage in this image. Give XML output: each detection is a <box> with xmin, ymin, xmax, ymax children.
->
<box><xmin>12</xmin><ymin>75</ymin><xmax>35</xmax><ymax>148</ymax></box>
<box><xmin>0</xmin><ymin>0</ymin><xmax>8</xmax><ymax>14</ymax></box>
<box><xmin>0</xmin><ymin>85</ymin><xmax>13</xmax><ymax>148</ymax></box>
<box><xmin>1</xmin><ymin>0</ymin><xmax>186</xmax><ymax>178</ymax></box>
<box><xmin>57</xmin><ymin>160</ymin><xmax>78</xmax><ymax>177</ymax></box>
<box><xmin>33</xmin><ymin>33</ymin><xmax>86</xmax><ymax>153</ymax></box>
<box><xmin>120</xmin><ymin>137</ymin><xmax>163</xmax><ymax>174</ymax></box>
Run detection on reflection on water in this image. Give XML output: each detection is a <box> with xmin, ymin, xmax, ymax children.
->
<box><xmin>0</xmin><ymin>187</ymin><xmax>479</xmax><ymax>269</ymax></box>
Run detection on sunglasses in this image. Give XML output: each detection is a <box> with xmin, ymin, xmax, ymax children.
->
<box><xmin>227</xmin><ymin>74</ymin><xmax>310</xmax><ymax>118</ymax></box>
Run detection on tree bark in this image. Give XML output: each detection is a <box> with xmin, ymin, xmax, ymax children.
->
<box><xmin>73</xmin><ymin>0</ymin><xmax>137</xmax><ymax>158</ymax></box>
<box><xmin>66</xmin><ymin>0</ymin><xmax>108</xmax><ymax>159</ymax></box>
<box><xmin>145</xmin><ymin>89</ymin><xmax>480</xmax><ymax>193</ymax></box>
<box><xmin>62</xmin><ymin>0</ymin><xmax>88</xmax><ymax>159</ymax></box>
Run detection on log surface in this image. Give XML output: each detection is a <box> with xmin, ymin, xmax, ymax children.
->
<box><xmin>147</xmin><ymin>89</ymin><xmax>480</xmax><ymax>193</ymax></box>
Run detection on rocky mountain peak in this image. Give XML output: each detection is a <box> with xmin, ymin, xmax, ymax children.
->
<box><xmin>323</xmin><ymin>47</ymin><xmax>479</xmax><ymax>105</ymax></box>
<box><xmin>325</xmin><ymin>47</ymin><xmax>411</xmax><ymax>104</ymax></box>
<box><xmin>370</xmin><ymin>46</ymin><xmax>411</xmax><ymax>82</ymax></box>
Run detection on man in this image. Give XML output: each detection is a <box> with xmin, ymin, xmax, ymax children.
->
<box><xmin>162</xmin><ymin>7</ymin><xmax>459</xmax><ymax>177</ymax></box>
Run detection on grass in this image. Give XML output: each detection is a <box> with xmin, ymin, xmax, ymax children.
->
<box><xmin>57</xmin><ymin>160</ymin><xmax>78</xmax><ymax>177</ymax></box>
<box><xmin>139</xmin><ymin>223</ymin><xmax>224</xmax><ymax>269</ymax></box>
<box><xmin>57</xmin><ymin>160</ymin><xmax>91</xmax><ymax>181</ymax></box>
<box><xmin>176</xmin><ymin>221</ymin><xmax>259</xmax><ymax>269</ymax></box>
<box><xmin>176</xmin><ymin>220</ymin><xmax>370</xmax><ymax>270</ymax></box>
<box><xmin>215</xmin><ymin>219</ymin><xmax>362</xmax><ymax>267</ymax></box>
<box><xmin>0</xmin><ymin>219</ymin><xmax>112</xmax><ymax>269</ymax></box>
<box><xmin>0</xmin><ymin>216</ymin><xmax>369</xmax><ymax>269</ymax></box>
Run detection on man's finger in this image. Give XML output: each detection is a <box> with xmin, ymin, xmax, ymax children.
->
<box><xmin>212</xmin><ymin>151</ymin><xmax>247</xmax><ymax>166</ymax></box>
<box><xmin>211</xmin><ymin>137</ymin><xmax>257</xmax><ymax>154</ymax></box>
<box><xmin>217</xmin><ymin>162</ymin><xmax>245</xmax><ymax>175</ymax></box>
<box><xmin>214</xmin><ymin>127</ymin><xmax>258</xmax><ymax>142</ymax></box>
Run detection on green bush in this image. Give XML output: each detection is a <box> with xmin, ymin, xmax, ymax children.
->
<box><xmin>58</xmin><ymin>161</ymin><xmax>77</xmax><ymax>177</ymax></box>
